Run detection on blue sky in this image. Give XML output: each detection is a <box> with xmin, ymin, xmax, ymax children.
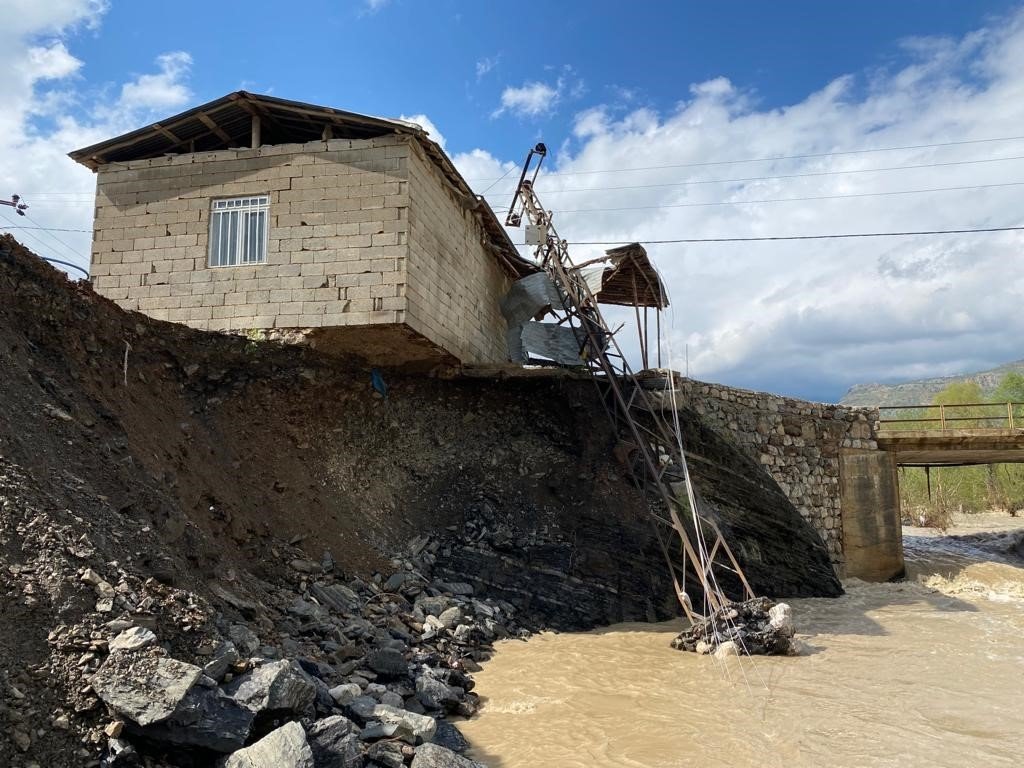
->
<box><xmin>62</xmin><ymin>0</ymin><xmax>1020</xmax><ymax>160</ymax></box>
<box><xmin>3</xmin><ymin>0</ymin><xmax>1024</xmax><ymax>402</ymax></box>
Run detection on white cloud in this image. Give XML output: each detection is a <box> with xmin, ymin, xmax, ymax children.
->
<box><xmin>398</xmin><ymin>113</ymin><xmax>446</xmax><ymax>150</ymax></box>
<box><xmin>493</xmin><ymin>81</ymin><xmax>560</xmax><ymax>118</ymax></box>
<box><xmin>476</xmin><ymin>55</ymin><xmax>499</xmax><ymax>80</ymax></box>
<box><xmin>119</xmin><ymin>51</ymin><xmax>192</xmax><ymax>110</ymax></box>
<box><xmin>464</xmin><ymin>8</ymin><xmax>1024</xmax><ymax>400</ymax></box>
<box><xmin>0</xmin><ymin>2</ymin><xmax>194</xmax><ymax>280</ymax></box>
<box><xmin>27</xmin><ymin>42</ymin><xmax>82</xmax><ymax>80</ymax></box>
<box><xmin>363</xmin><ymin>0</ymin><xmax>389</xmax><ymax>14</ymax></box>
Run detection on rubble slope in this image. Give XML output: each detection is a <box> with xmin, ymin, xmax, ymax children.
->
<box><xmin>0</xmin><ymin>235</ymin><xmax>839</xmax><ymax>767</ymax></box>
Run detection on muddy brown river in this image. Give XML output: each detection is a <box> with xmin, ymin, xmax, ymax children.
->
<box><xmin>460</xmin><ymin>519</ymin><xmax>1024</xmax><ymax>767</ymax></box>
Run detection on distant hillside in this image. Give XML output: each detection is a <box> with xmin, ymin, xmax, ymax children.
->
<box><xmin>841</xmin><ymin>359</ymin><xmax>1024</xmax><ymax>407</ymax></box>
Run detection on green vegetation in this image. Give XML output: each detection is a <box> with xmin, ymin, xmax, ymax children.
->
<box><xmin>899</xmin><ymin>373</ymin><xmax>1024</xmax><ymax>527</ymax></box>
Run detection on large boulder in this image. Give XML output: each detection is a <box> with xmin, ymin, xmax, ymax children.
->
<box><xmin>90</xmin><ymin>653</ymin><xmax>202</xmax><ymax>726</ymax></box>
<box><xmin>223</xmin><ymin>660</ymin><xmax>316</xmax><ymax>716</ymax></box>
<box><xmin>305</xmin><ymin>715</ymin><xmax>363</xmax><ymax>768</ymax></box>
<box><xmin>222</xmin><ymin>721</ymin><xmax>314</xmax><ymax>768</ymax></box>
<box><xmin>131</xmin><ymin>685</ymin><xmax>254</xmax><ymax>753</ymax></box>
<box><xmin>410</xmin><ymin>743</ymin><xmax>485</xmax><ymax>768</ymax></box>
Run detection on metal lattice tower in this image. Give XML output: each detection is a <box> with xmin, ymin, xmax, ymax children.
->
<box><xmin>505</xmin><ymin>144</ymin><xmax>754</xmax><ymax>622</ymax></box>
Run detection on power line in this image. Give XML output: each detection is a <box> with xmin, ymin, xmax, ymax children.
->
<box><xmin>479</xmin><ymin>154</ymin><xmax>1024</xmax><ymax>196</ymax></box>
<box><xmin>0</xmin><ymin>225</ymin><xmax>93</xmax><ymax>233</ymax></box>
<box><xmin>561</xmin><ymin>225</ymin><xmax>1024</xmax><ymax>246</ymax></box>
<box><xmin>19</xmin><ymin>212</ymin><xmax>89</xmax><ymax>266</ymax></box>
<box><xmin>466</xmin><ymin>133</ymin><xmax>1024</xmax><ymax>182</ymax></box>
<box><xmin>492</xmin><ymin>180</ymin><xmax>1024</xmax><ymax>214</ymax></box>
<box><xmin>0</xmin><ymin>210</ymin><xmax>89</xmax><ymax>272</ymax></box>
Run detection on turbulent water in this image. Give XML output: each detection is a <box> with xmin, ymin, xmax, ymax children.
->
<box><xmin>460</xmin><ymin>518</ymin><xmax>1024</xmax><ymax>768</ymax></box>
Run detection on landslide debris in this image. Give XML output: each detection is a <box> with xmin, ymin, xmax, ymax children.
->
<box><xmin>0</xmin><ymin>234</ymin><xmax>840</xmax><ymax>767</ymax></box>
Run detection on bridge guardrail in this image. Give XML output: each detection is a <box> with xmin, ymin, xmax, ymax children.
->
<box><xmin>878</xmin><ymin>402</ymin><xmax>1024</xmax><ymax>432</ymax></box>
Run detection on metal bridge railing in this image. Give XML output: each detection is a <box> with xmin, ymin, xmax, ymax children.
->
<box><xmin>878</xmin><ymin>402</ymin><xmax>1024</xmax><ymax>432</ymax></box>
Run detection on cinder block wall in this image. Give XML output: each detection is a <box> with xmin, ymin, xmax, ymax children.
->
<box><xmin>89</xmin><ymin>137</ymin><xmax>411</xmax><ymax>332</ymax></box>
<box><xmin>405</xmin><ymin>144</ymin><xmax>512</xmax><ymax>363</ymax></box>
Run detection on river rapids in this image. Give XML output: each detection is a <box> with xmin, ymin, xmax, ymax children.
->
<box><xmin>459</xmin><ymin>515</ymin><xmax>1024</xmax><ymax>768</ymax></box>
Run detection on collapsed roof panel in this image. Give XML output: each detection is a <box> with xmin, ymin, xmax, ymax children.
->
<box><xmin>587</xmin><ymin>243</ymin><xmax>669</xmax><ymax>309</ymax></box>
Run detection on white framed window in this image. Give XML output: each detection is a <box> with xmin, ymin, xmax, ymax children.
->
<box><xmin>208</xmin><ymin>195</ymin><xmax>269</xmax><ymax>267</ymax></box>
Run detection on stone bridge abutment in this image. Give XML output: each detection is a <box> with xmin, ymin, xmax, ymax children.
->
<box><xmin>665</xmin><ymin>379</ymin><xmax>903</xmax><ymax>582</ymax></box>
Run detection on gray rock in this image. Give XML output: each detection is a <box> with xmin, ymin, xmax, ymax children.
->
<box><xmin>306</xmin><ymin>715</ymin><xmax>362</xmax><ymax>768</ymax></box>
<box><xmin>288</xmin><ymin>598</ymin><xmax>327</xmax><ymax>620</ymax></box>
<box><xmin>108</xmin><ymin>627</ymin><xmax>157</xmax><ymax>653</ymax></box>
<box><xmin>379</xmin><ymin>691</ymin><xmax>405</xmax><ymax>708</ymax></box>
<box><xmin>367</xmin><ymin>740</ymin><xmax>406</xmax><ymax>767</ymax></box>
<box><xmin>343</xmin><ymin>695</ymin><xmax>378</xmax><ymax>723</ymax></box>
<box><xmin>203</xmin><ymin>641</ymin><xmax>240</xmax><ymax>682</ymax></box>
<box><xmin>223</xmin><ymin>660</ymin><xmax>316</xmax><ymax>716</ymax></box>
<box><xmin>309</xmin><ymin>583</ymin><xmax>361</xmax><ymax>614</ymax></box>
<box><xmin>328</xmin><ymin>683</ymin><xmax>362</xmax><ymax>707</ymax></box>
<box><xmin>415</xmin><ymin>596</ymin><xmax>453</xmax><ymax>618</ymax></box>
<box><xmin>90</xmin><ymin>653</ymin><xmax>202</xmax><ymax>726</ymax></box>
<box><xmin>384</xmin><ymin>571</ymin><xmax>416</xmax><ymax>592</ymax></box>
<box><xmin>131</xmin><ymin>685</ymin><xmax>253</xmax><ymax>753</ymax></box>
<box><xmin>223</xmin><ymin>721</ymin><xmax>314</xmax><ymax>768</ymax></box>
<box><xmin>411</xmin><ymin>743</ymin><xmax>485</xmax><ymax>768</ymax></box>
<box><xmin>289</xmin><ymin>559</ymin><xmax>323</xmax><ymax>575</ymax></box>
<box><xmin>228</xmin><ymin>624</ymin><xmax>261</xmax><ymax>656</ymax></box>
<box><xmin>437</xmin><ymin>607</ymin><xmax>462</xmax><ymax>630</ymax></box>
<box><xmin>432</xmin><ymin>721</ymin><xmax>469</xmax><ymax>754</ymax></box>
<box><xmin>370</xmin><ymin>704</ymin><xmax>436</xmax><ymax>745</ymax></box>
<box><xmin>366</xmin><ymin>648</ymin><xmax>406</xmax><ymax>679</ymax></box>
<box><xmin>415</xmin><ymin>676</ymin><xmax>459</xmax><ymax>711</ymax></box>
<box><xmin>360</xmin><ymin>722</ymin><xmax>400</xmax><ymax>740</ymax></box>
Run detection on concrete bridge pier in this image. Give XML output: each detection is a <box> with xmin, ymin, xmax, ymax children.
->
<box><xmin>838</xmin><ymin>448</ymin><xmax>904</xmax><ymax>581</ymax></box>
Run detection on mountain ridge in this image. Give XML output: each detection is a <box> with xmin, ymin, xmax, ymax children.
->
<box><xmin>841</xmin><ymin>359</ymin><xmax>1024</xmax><ymax>407</ymax></box>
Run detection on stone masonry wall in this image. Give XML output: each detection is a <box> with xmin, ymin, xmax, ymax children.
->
<box><xmin>89</xmin><ymin>136</ymin><xmax>411</xmax><ymax>333</ymax></box>
<box><xmin>404</xmin><ymin>144</ymin><xmax>512</xmax><ymax>364</ymax></box>
<box><xmin>668</xmin><ymin>378</ymin><xmax>880</xmax><ymax>569</ymax></box>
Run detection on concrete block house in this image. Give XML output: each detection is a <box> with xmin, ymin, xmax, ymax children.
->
<box><xmin>71</xmin><ymin>92</ymin><xmax>536</xmax><ymax>367</ymax></box>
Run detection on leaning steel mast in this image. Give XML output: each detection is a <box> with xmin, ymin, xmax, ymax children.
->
<box><xmin>505</xmin><ymin>144</ymin><xmax>754</xmax><ymax>622</ymax></box>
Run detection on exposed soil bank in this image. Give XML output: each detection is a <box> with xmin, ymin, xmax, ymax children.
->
<box><xmin>0</xmin><ymin>235</ymin><xmax>838</xmax><ymax>766</ymax></box>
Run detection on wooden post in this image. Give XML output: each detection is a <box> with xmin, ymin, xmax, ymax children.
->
<box><xmin>250</xmin><ymin>114</ymin><xmax>261</xmax><ymax>148</ymax></box>
<box><xmin>1008</xmin><ymin>401</ymin><xmax>1015</xmax><ymax>430</ymax></box>
<box><xmin>656</xmin><ymin>307</ymin><xmax>662</xmax><ymax>368</ymax></box>
<box><xmin>939</xmin><ymin>404</ymin><xmax>946</xmax><ymax>430</ymax></box>
<box><xmin>926</xmin><ymin>465</ymin><xmax>932</xmax><ymax>501</ymax></box>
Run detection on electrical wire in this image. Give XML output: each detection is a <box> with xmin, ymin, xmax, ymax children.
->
<box><xmin>477</xmin><ymin>153</ymin><xmax>1024</xmax><ymax>196</ymax></box>
<box><xmin>0</xmin><ymin>211</ymin><xmax>90</xmax><ymax>274</ymax></box>
<box><xmin>0</xmin><ymin>225</ymin><xmax>94</xmax><ymax>233</ymax></box>
<box><xmin>465</xmin><ymin>133</ymin><xmax>1024</xmax><ymax>182</ymax></box>
<box><xmin>564</xmin><ymin>225</ymin><xmax>1024</xmax><ymax>246</ymax></box>
<box><xmin>492</xmin><ymin>180</ymin><xmax>1024</xmax><ymax>214</ymax></box>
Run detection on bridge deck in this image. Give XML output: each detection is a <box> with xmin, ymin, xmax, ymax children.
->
<box><xmin>876</xmin><ymin>428</ymin><xmax>1024</xmax><ymax>465</ymax></box>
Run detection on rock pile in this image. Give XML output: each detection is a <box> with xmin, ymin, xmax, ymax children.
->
<box><xmin>670</xmin><ymin>597</ymin><xmax>799</xmax><ymax>657</ymax></box>
<box><xmin>1</xmin><ymin>458</ymin><xmax>512</xmax><ymax>767</ymax></box>
<box><xmin>38</xmin><ymin>543</ymin><xmax>511</xmax><ymax>767</ymax></box>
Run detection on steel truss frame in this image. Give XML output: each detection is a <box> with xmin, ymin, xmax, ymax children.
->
<box><xmin>506</xmin><ymin>145</ymin><xmax>754</xmax><ymax>623</ymax></box>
